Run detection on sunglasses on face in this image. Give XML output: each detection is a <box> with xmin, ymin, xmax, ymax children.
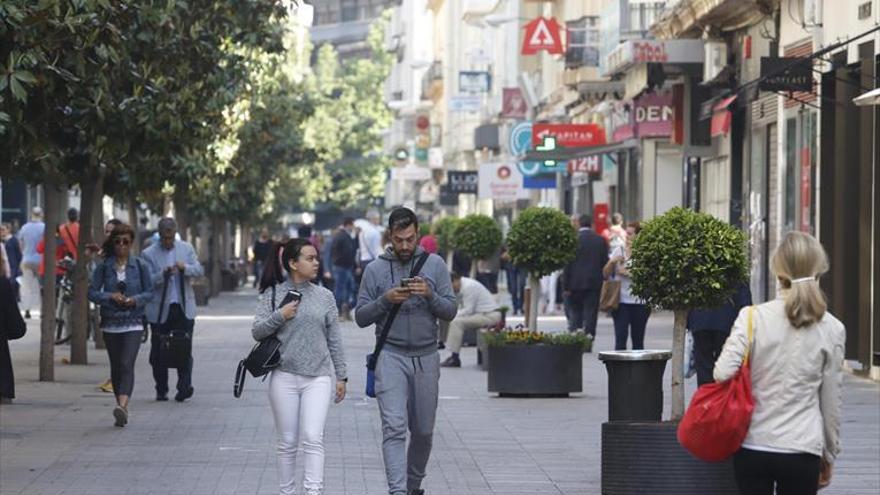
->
<box><xmin>115</xmin><ymin>238</ymin><xmax>131</xmax><ymax>246</ymax></box>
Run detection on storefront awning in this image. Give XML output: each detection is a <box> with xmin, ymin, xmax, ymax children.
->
<box><xmin>710</xmin><ymin>95</ymin><xmax>737</xmax><ymax>137</ymax></box>
<box><xmin>853</xmin><ymin>87</ymin><xmax>880</xmax><ymax>107</ymax></box>
<box><xmin>522</xmin><ymin>139</ymin><xmax>638</xmax><ymax>162</ymax></box>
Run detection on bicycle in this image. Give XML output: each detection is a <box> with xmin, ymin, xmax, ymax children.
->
<box><xmin>54</xmin><ymin>257</ymin><xmax>98</xmax><ymax>345</ymax></box>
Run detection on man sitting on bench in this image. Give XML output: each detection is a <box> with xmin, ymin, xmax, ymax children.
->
<box><xmin>440</xmin><ymin>272</ymin><xmax>502</xmax><ymax>368</ymax></box>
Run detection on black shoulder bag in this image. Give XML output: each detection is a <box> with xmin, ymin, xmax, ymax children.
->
<box><xmin>365</xmin><ymin>252</ymin><xmax>429</xmax><ymax>398</ymax></box>
<box><xmin>153</xmin><ymin>269</ymin><xmax>194</xmax><ymax>368</ymax></box>
<box><xmin>234</xmin><ymin>285</ymin><xmax>283</xmax><ymax>398</ymax></box>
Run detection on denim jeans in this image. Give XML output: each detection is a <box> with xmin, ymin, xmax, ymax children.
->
<box><xmin>331</xmin><ymin>266</ymin><xmax>356</xmax><ymax>310</ymax></box>
<box><xmin>611</xmin><ymin>303</ymin><xmax>651</xmax><ymax>350</ymax></box>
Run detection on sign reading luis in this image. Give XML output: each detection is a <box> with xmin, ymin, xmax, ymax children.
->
<box><xmin>447</xmin><ymin>171</ymin><xmax>479</xmax><ymax>194</ymax></box>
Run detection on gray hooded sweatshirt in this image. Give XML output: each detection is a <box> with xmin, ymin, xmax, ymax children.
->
<box><xmin>355</xmin><ymin>247</ymin><xmax>457</xmax><ymax>357</ymax></box>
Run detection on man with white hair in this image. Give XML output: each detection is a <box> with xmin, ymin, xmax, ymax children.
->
<box><xmin>17</xmin><ymin>207</ymin><xmax>45</xmax><ymax>319</ymax></box>
<box><xmin>357</xmin><ymin>210</ymin><xmax>383</xmax><ymax>277</ymax></box>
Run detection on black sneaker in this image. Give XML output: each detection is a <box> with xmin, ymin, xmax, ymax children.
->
<box><xmin>440</xmin><ymin>355</ymin><xmax>460</xmax><ymax>368</ymax></box>
<box><xmin>437</xmin><ymin>342</ymin><xmax>445</xmax><ymax>350</ymax></box>
<box><xmin>175</xmin><ymin>387</ymin><xmax>194</xmax><ymax>402</ymax></box>
<box><xmin>24</xmin><ymin>310</ymin><xmax>31</xmax><ymax>319</ymax></box>
<box><xmin>409</xmin><ymin>490</ymin><xmax>425</xmax><ymax>495</ymax></box>
<box><xmin>156</xmin><ymin>394</ymin><xmax>168</xmax><ymax>402</ymax></box>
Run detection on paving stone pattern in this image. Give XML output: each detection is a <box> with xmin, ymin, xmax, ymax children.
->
<box><xmin>1</xmin><ymin>288</ymin><xmax>878</xmax><ymax>494</ymax></box>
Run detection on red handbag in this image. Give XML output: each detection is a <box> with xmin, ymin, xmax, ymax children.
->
<box><xmin>677</xmin><ymin>306</ymin><xmax>755</xmax><ymax>462</ymax></box>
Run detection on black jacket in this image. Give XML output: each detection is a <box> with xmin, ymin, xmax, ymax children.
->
<box><xmin>330</xmin><ymin>229</ymin><xmax>358</xmax><ymax>269</ymax></box>
<box><xmin>562</xmin><ymin>228</ymin><xmax>608</xmax><ymax>292</ymax></box>
<box><xmin>687</xmin><ymin>283</ymin><xmax>753</xmax><ymax>333</ymax></box>
<box><xmin>0</xmin><ymin>276</ymin><xmax>26</xmax><ymax>340</ymax></box>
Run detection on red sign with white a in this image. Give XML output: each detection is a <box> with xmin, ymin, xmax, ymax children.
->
<box><xmin>522</xmin><ymin>17</ymin><xmax>564</xmax><ymax>55</ymax></box>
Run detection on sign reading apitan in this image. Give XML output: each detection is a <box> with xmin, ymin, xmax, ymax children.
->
<box><xmin>532</xmin><ymin>123</ymin><xmax>606</xmax><ymax>148</ymax></box>
<box><xmin>758</xmin><ymin>57</ymin><xmax>812</xmax><ymax>92</ymax></box>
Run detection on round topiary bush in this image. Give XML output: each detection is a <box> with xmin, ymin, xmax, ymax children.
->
<box><xmin>454</xmin><ymin>214</ymin><xmax>502</xmax><ymax>261</ymax></box>
<box><xmin>506</xmin><ymin>207</ymin><xmax>578</xmax><ymax>330</ymax></box>
<box><xmin>629</xmin><ymin>207</ymin><xmax>748</xmax><ymax>420</ymax></box>
<box><xmin>433</xmin><ymin>216</ymin><xmax>460</xmax><ymax>255</ymax></box>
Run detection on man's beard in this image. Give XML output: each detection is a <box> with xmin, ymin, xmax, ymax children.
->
<box><xmin>395</xmin><ymin>249</ymin><xmax>413</xmax><ymax>261</ymax></box>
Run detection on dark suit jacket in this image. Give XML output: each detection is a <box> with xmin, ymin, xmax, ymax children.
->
<box><xmin>562</xmin><ymin>228</ymin><xmax>608</xmax><ymax>292</ymax></box>
<box><xmin>687</xmin><ymin>283</ymin><xmax>753</xmax><ymax>333</ymax></box>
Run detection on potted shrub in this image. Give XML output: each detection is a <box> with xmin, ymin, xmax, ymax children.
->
<box><xmin>433</xmin><ymin>216</ymin><xmax>460</xmax><ymax>266</ymax></box>
<box><xmin>505</xmin><ymin>207</ymin><xmax>578</xmax><ymax>332</ymax></box>
<box><xmin>485</xmin><ymin>328</ymin><xmax>590</xmax><ymax>396</ymax></box>
<box><xmin>453</xmin><ymin>214</ymin><xmax>502</xmax><ymax>278</ymax></box>
<box><xmin>599</xmin><ymin>207</ymin><xmax>748</xmax><ymax>495</ymax></box>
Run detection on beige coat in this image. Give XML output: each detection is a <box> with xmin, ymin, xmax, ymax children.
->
<box><xmin>714</xmin><ymin>297</ymin><xmax>845</xmax><ymax>462</ymax></box>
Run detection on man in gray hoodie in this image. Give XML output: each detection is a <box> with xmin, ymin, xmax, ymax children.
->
<box><xmin>355</xmin><ymin>207</ymin><xmax>457</xmax><ymax>495</ymax></box>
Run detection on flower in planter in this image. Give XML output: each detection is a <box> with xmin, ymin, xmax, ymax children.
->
<box><xmin>484</xmin><ymin>326</ymin><xmax>592</xmax><ymax>351</ymax></box>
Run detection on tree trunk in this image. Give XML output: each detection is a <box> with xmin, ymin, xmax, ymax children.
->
<box><xmin>39</xmin><ymin>181</ymin><xmax>64</xmax><ymax>381</ymax></box>
<box><xmin>172</xmin><ymin>185</ymin><xmax>189</xmax><ymax>241</ymax></box>
<box><xmin>127</xmin><ymin>196</ymin><xmax>139</xmax><ymax>254</ymax></box>
<box><xmin>670</xmin><ymin>309</ymin><xmax>688</xmax><ymax>421</ymax></box>
<box><xmin>69</xmin><ymin>173</ymin><xmax>102</xmax><ymax>364</ymax></box>
<box><xmin>210</xmin><ymin>215</ymin><xmax>222</xmax><ymax>296</ymax></box>
<box><xmin>239</xmin><ymin>222</ymin><xmax>250</xmax><ymax>260</ymax></box>
<box><xmin>527</xmin><ymin>274</ymin><xmax>540</xmax><ymax>331</ymax></box>
<box><xmin>91</xmin><ymin>178</ymin><xmax>106</xmax><ymax>350</ymax></box>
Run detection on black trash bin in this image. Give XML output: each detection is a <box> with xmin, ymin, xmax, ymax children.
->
<box><xmin>598</xmin><ymin>350</ymin><xmax>671</xmax><ymax>422</ymax></box>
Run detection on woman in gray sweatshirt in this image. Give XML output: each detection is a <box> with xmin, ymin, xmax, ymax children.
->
<box><xmin>252</xmin><ymin>238</ymin><xmax>347</xmax><ymax>495</ymax></box>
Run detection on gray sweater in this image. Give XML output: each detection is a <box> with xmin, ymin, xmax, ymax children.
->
<box><xmin>252</xmin><ymin>280</ymin><xmax>347</xmax><ymax>381</ymax></box>
<box><xmin>355</xmin><ymin>247</ymin><xmax>457</xmax><ymax>357</ymax></box>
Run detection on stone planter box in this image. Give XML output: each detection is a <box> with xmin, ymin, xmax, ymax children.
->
<box><xmin>487</xmin><ymin>344</ymin><xmax>582</xmax><ymax>397</ymax></box>
<box><xmin>602</xmin><ymin>421</ymin><xmax>737</xmax><ymax>495</ymax></box>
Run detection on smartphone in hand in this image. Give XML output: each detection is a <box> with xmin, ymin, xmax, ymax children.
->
<box><xmin>400</xmin><ymin>278</ymin><xmax>417</xmax><ymax>290</ymax></box>
<box><xmin>280</xmin><ymin>289</ymin><xmax>302</xmax><ymax>306</ymax></box>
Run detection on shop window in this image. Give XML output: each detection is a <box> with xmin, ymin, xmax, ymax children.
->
<box><xmin>783</xmin><ymin>111</ymin><xmax>817</xmax><ymax>235</ymax></box>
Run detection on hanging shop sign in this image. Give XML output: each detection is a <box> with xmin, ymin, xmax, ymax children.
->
<box><xmin>522</xmin><ymin>17</ymin><xmax>564</xmax><ymax>55</ymax></box>
<box><xmin>758</xmin><ymin>57</ymin><xmax>812</xmax><ymax>92</ymax></box>
<box><xmin>446</xmin><ymin>171</ymin><xmax>479</xmax><ymax>194</ymax></box>
<box><xmin>633</xmin><ymin>89</ymin><xmax>674</xmax><ymax>137</ymax></box>
<box><xmin>509</xmin><ymin>121</ymin><xmax>566</xmax><ymax>176</ymax></box>
<box><xmin>479</xmin><ymin>163</ymin><xmax>529</xmax><ymax>201</ymax></box>
<box><xmin>523</xmin><ymin>173</ymin><xmax>557</xmax><ymax>189</ymax></box>
<box><xmin>532</xmin><ymin>123</ymin><xmax>606</xmax><ymax>148</ymax></box>
<box><xmin>459</xmin><ymin>71</ymin><xmax>492</xmax><ymax>94</ymax></box>
<box><xmin>604</xmin><ymin>39</ymin><xmax>703</xmax><ymax>77</ymax></box>
<box><xmin>567</xmin><ymin>155</ymin><xmax>602</xmax><ymax>176</ymax></box>
<box><xmin>501</xmin><ymin>88</ymin><xmax>528</xmax><ymax>119</ymax></box>
<box><xmin>449</xmin><ymin>94</ymin><xmax>482</xmax><ymax>112</ymax></box>
<box><xmin>391</xmin><ymin>165</ymin><xmax>432</xmax><ymax>182</ymax></box>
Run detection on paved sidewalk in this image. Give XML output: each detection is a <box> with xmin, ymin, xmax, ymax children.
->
<box><xmin>1</xmin><ymin>288</ymin><xmax>878</xmax><ymax>494</ymax></box>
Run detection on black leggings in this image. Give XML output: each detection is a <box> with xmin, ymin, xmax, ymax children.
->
<box><xmin>103</xmin><ymin>330</ymin><xmax>143</xmax><ymax>398</ymax></box>
<box><xmin>734</xmin><ymin>448</ymin><xmax>820</xmax><ymax>495</ymax></box>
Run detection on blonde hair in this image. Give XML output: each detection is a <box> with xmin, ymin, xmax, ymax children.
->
<box><xmin>770</xmin><ymin>232</ymin><xmax>829</xmax><ymax>328</ymax></box>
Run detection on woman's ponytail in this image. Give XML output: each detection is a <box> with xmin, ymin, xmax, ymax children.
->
<box><xmin>771</xmin><ymin>232</ymin><xmax>829</xmax><ymax>328</ymax></box>
<box><xmin>258</xmin><ymin>242</ymin><xmax>285</xmax><ymax>293</ymax></box>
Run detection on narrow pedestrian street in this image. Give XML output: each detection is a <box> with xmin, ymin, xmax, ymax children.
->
<box><xmin>1</xmin><ymin>288</ymin><xmax>877</xmax><ymax>495</ymax></box>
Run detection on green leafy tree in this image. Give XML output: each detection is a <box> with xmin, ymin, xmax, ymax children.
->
<box><xmin>506</xmin><ymin>207</ymin><xmax>578</xmax><ymax>330</ymax></box>
<box><xmin>454</xmin><ymin>214</ymin><xmax>502</xmax><ymax>265</ymax></box>
<box><xmin>629</xmin><ymin>207</ymin><xmax>748</xmax><ymax>420</ymax></box>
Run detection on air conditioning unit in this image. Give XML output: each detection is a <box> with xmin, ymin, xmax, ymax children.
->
<box><xmin>803</xmin><ymin>0</ymin><xmax>823</xmax><ymax>27</ymax></box>
<box><xmin>703</xmin><ymin>40</ymin><xmax>727</xmax><ymax>83</ymax></box>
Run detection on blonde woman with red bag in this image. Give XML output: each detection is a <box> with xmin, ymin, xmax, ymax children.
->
<box><xmin>714</xmin><ymin>232</ymin><xmax>845</xmax><ymax>494</ymax></box>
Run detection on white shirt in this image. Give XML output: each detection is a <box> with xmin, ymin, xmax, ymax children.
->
<box><xmin>161</xmin><ymin>246</ymin><xmax>180</xmax><ymax>305</ymax></box>
<box><xmin>359</xmin><ymin>224</ymin><xmax>382</xmax><ymax>262</ymax></box>
<box><xmin>457</xmin><ymin>277</ymin><xmax>499</xmax><ymax>317</ymax></box>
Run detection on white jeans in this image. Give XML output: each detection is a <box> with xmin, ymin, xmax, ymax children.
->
<box><xmin>19</xmin><ymin>263</ymin><xmax>41</xmax><ymax>312</ymax></box>
<box><xmin>268</xmin><ymin>371</ymin><xmax>333</xmax><ymax>495</ymax></box>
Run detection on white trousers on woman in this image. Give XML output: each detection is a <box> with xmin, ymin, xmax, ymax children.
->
<box><xmin>268</xmin><ymin>371</ymin><xmax>332</xmax><ymax>495</ymax></box>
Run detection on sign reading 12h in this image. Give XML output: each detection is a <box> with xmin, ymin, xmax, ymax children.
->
<box><xmin>522</xmin><ymin>17</ymin><xmax>564</xmax><ymax>55</ymax></box>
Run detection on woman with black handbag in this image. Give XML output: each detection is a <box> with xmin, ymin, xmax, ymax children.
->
<box><xmin>253</xmin><ymin>238</ymin><xmax>347</xmax><ymax>495</ymax></box>
<box><xmin>88</xmin><ymin>223</ymin><xmax>154</xmax><ymax>427</ymax></box>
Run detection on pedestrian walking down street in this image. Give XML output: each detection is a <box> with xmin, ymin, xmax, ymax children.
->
<box><xmin>715</xmin><ymin>232</ymin><xmax>845</xmax><ymax>495</ymax></box>
<box><xmin>357</xmin><ymin>210</ymin><xmax>384</xmax><ymax>280</ymax></box>
<box><xmin>603</xmin><ymin>222</ymin><xmax>650</xmax><ymax>350</ymax></box>
<box><xmin>1</xmin><ymin>223</ymin><xmax>22</xmax><ymax>299</ymax></box>
<box><xmin>562</xmin><ymin>215</ymin><xmax>608</xmax><ymax>336</ymax></box>
<box><xmin>330</xmin><ymin>218</ymin><xmax>358</xmax><ymax>320</ymax></box>
<box><xmin>355</xmin><ymin>207</ymin><xmax>457</xmax><ymax>495</ymax></box>
<box><xmin>92</xmin><ymin>219</ymin><xmax>122</xmax><ymax>395</ymax></box>
<box><xmin>88</xmin><ymin>223</ymin><xmax>154</xmax><ymax>427</ymax></box>
<box><xmin>687</xmin><ymin>282</ymin><xmax>752</xmax><ymax>386</ymax></box>
<box><xmin>252</xmin><ymin>228</ymin><xmax>272</xmax><ymax>288</ymax></box>
<box><xmin>501</xmin><ymin>246</ymin><xmax>526</xmax><ymax>316</ymax></box>
<box><xmin>0</xmin><ymin>247</ymin><xmax>26</xmax><ymax>403</ymax></box>
<box><xmin>601</xmin><ymin>212</ymin><xmax>627</xmax><ymax>252</ymax></box>
<box><xmin>17</xmin><ymin>207</ymin><xmax>45</xmax><ymax>319</ymax></box>
<box><xmin>142</xmin><ymin>218</ymin><xmax>203</xmax><ymax>403</ymax></box>
<box><xmin>252</xmin><ymin>238</ymin><xmax>347</xmax><ymax>495</ymax></box>
<box><xmin>475</xmin><ymin>248</ymin><xmax>501</xmax><ymax>294</ymax></box>
<box><xmin>440</xmin><ymin>273</ymin><xmax>502</xmax><ymax>367</ymax></box>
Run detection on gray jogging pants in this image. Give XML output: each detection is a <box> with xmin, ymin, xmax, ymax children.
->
<box><xmin>375</xmin><ymin>349</ymin><xmax>440</xmax><ymax>495</ymax></box>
